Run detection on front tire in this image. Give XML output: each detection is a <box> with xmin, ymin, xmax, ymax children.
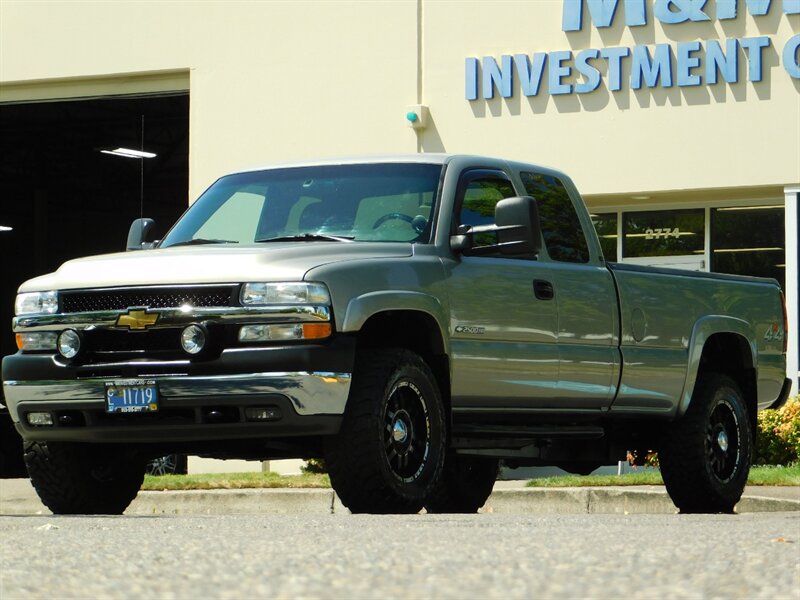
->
<box><xmin>425</xmin><ymin>454</ymin><xmax>498</xmax><ymax>513</ymax></box>
<box><xmin>325</xmin><ymin>349</ymin><xmax>446</xmax><ymax>514</ymax></box>
<box><xmin>659</xmin><ymin>373</ymin><xmax>752</xmax><ymax>513</ymax></box>
<box><xmin>25</xmin><ymin>441</ymin><xmax>146</xmax><ymax>515</ymax></box>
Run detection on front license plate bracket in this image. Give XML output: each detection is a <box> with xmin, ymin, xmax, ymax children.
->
<box><xmin>105</xmin><ymin>379</ymin><xmax>159</xmax><ymax>413</ymax></box>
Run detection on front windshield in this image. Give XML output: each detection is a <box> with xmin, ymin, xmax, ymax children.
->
<box><xmin>160</xmin><ymin>162</ymin><xmax>444</xmax><ymax>247</ymax></box>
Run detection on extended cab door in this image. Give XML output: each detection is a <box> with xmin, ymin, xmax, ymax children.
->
<box><xmin>517</xmin><ymin>169</ymin><xmax>619</xmax><ymax>409</ymax></box>
<box><xmin>445</xmin><ymin>168</ymin><xmax>562</xmax><ymax>411</ymax></box>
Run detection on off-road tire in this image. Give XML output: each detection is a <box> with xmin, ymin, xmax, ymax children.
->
<box><xmin>425</xmin><ymin>454</ymin><xmax>498</xmax><ymax>513</ymax></box>
<box><xmin>325</xmin><ymin>348</ymin><xmax>446</xmax><ymax>514</ymax></box>
<box><xmin>659</xmin><ymin>373</ymin><xmax>752</xmax><ymax>514</ymax></box>
<box><xmin>24</xmin><ymin>441</ymin><xmax>146</xmax><ymax>515</ymax></box>
<box><xmin>0</xmin><ymin>414</ymin><xmax>26</xmax><ymax>478</ymax></box>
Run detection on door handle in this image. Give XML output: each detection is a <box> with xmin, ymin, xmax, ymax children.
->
<box><xmin>533</xmin><ymin>279</ymin><xmax>554</xmax><ymax>300</ymax></box>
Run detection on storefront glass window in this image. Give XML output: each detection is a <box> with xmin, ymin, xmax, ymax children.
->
<box><xmin>590</xmin><ymin>213</ymin><xmax>618</xmax><ymax>261</ymax></box>
<box><xmin>711</xmin><ymin>206</ymin><xmax>785</xmax><ymax>288</ymax></box>
<box><xmin>623</xmin><ymin>209</ymin><xmax>704</xmax><ymax>258</ymax></box>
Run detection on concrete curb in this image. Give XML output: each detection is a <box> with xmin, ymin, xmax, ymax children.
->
<box><xmin>1</xmin><ymin>479</ymin><xmax>798</xmax><ymax>516</ymax></box>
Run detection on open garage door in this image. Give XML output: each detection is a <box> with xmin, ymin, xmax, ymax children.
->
<box><xmin>0</xmin><ymin>93</ymin><xmax>190</xmax><ymax>363</ymax></box>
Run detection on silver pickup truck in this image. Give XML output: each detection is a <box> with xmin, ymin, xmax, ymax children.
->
<box><xmin>2</xmin><ymin>155</ymin><xmax>790</xmax><ymax>515</ymax></box>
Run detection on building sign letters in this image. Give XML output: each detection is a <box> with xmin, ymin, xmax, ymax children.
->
<box><xmin>465</xmin><ymin>0</ymin><xmax>800</xmax><ymax>101</ymax></box>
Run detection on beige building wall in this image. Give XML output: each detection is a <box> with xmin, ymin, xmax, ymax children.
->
<box><xmin>1</xmin><ymin>1</ymin><xmax>798</xmax><ymax>373</ymax></box>
<box><xmin>422</xmin><ymin>1</ymin><xmax>800</xmax><ymax>197</ymax></box>
<box><xmin>1</xmin><ymin>1</ymin><xmax>797</xmax><ymax>200</ymax></box>
<box><xmin>0</xmin><ymin>0</ymin><xmax>421</xmax><ymax>200</ymax></box>
<box><xmin>0</xmin><ymin>0</ymin><xmax>797</xmax><ymax>435</ymax></box>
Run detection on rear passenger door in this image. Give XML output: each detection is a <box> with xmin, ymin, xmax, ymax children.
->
<box><xmin>518</xmin><ymin>170</ymin><xmax>619</xmax><ymax>409</ymax></box>
<box><xmin>445</xmin><ymin>168</ymin><xmax>561</xmax><ymax>411</ymax></box>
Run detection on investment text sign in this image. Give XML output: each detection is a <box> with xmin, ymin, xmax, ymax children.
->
<box><xmin>465</xmin><ymin>0</ymin><xmax>800</xmax><ymax>101</ymax></box>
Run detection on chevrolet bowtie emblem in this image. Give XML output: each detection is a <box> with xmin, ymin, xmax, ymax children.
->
<box><xmin>116</xmin><ymin>309</ymin><xmax>159</xmax><ymax>330</ymax></box>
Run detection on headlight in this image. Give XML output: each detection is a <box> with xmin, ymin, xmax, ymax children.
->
<box><xmin>240</xmin><ymin>282</ymin><xmax>330</xmax><ymax>305</ymax></box>
<box><xmin>15</xmin><ymin>291</ymin><xmax>58</xmax><ymax>316</ymax></box>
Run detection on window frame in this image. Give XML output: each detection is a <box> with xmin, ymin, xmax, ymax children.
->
<box><xmin>451</xmin><ymin>168</ymin><xmax>521</xmax><ymax>259</ymax></box>
<box><xmin>518</xmin><ymin>170</ymin><xmax>591</xmax><ymax>264</ymax></box>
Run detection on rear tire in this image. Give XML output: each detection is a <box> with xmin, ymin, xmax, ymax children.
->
<box><xmin>325</xmin><ymin>349</ymin><xmax>446</xmax><ymax>514</ymax></box>
<box><xmin>425</xmin><ymin>454</ymin><xmax>498</xmax><ymax>513</ymax></box>
<box><xmin>24</xmin><ymin>441</ymin><xmax>145</xmax><ymax>515</ymax></box>
<box><xmin>659</xmin><ymin>373</ymin><xmax>752</xmax><ymax>514</ymax></box>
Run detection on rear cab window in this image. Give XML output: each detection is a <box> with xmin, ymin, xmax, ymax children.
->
<box><xmin>519</xmin><ymin>171</ymin><xmax>590</xmax><ymax>263</ymax></box>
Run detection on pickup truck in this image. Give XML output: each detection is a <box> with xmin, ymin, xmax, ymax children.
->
<box><xmin>2</xmin><ymin>155</ymin><xmax>791</xmax><ymax>515</ymax></box>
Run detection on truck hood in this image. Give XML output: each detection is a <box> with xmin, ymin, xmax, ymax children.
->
<box><xmin>19</xmin><ymin>243</ymin><xmax>413</xmax><ymax>292</ymax></box>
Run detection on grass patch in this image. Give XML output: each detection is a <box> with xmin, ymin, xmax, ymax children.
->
<box><xmin>527</xmin><ymin>470</ymin><xmax>663</xmax><ymax>488</ymax></box>
<box><xmin>141</xmin><ymin>471</ymin><xmax>330</xmax><ymax>491</ymax></box>
<box><xmin>526</xmin><ymin>464</ymin><xmax>800</xmax><ymax>488</ymax></box>
<box><xmin>747</xmin><ymin>464</ymin><xmax>800</xmax><ymax>486</ymax></box>
<box><xmin>140</xmin><ymin>464</ymin><xmax>799</xmax><ymax>491</ymax></box>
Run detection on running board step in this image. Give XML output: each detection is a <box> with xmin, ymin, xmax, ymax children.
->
<box><xmin>450</xmin><ymin>425</ymin><xmax>605</xmax><ymax>449</ymax></box>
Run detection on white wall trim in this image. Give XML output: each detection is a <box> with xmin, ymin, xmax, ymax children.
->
<box><xmin>784</xmin><ymin>187</ymin><xmax>798</xmax><ymax>396</ymax></box>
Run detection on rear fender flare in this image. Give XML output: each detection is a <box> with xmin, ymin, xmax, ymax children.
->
<box><xmin>678</xmin><ymin>316</ymin><xmax>755</xmax><ymax>417</ymax></box>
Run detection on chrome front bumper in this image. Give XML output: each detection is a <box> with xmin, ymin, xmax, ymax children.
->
<box><xmin>3</xmin><ymin>371</ymin><xmax>351</xmax><ymax>423</ymax></box>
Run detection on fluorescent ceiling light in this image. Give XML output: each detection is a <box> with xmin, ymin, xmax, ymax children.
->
<box><xmin>0</xmin><ymin>225</ymin><xmax>12</xmax><ymax>232</ymax></box>
<box><xmin>625</xmin><ymin>232</ymin><xmax>697</xmax><ymax>238</ymax></box>
<box><xmin>100</xmin><ymin>147</ymin><xmax>157</xmax><ymax>159</ymax></box>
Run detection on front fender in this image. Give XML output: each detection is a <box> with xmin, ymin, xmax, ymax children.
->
<box><xmin>678</xmin><ymin>315</ymin><xmax>755</xmax><ymax>417</ymax></box>
<box><xmin>340</xmin><ymin>291</ymin><xmax>449</xmax><ymax>354</ymax></box>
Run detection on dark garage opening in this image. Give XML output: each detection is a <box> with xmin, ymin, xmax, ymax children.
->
<box><xmin>0</xmin><ymin>93</ymin><xmax>190</xmax><ymax>363</ymax></box>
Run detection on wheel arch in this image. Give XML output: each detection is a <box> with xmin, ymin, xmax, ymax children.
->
<box><xmin>679</xmin><ymin>316</ymin><xmax>757</xmax><ymax>426</ymax></box>
<box><xmin>342</xmin><ymin>294</ymin><xmax>450</xmax><ymax>416</ymax></box>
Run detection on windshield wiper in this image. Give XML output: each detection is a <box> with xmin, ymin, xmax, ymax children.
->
<box><xmin>164</xmin><ymin>238</ymin><xmax>240</xmax><ymax>247</ymax></box>
<box><xmin>255</xmin><ymin>233</ymin><xmax>354</xmax><ymax>243</ymax></box>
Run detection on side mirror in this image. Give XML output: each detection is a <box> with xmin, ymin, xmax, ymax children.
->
<box><xmin>495</xmin><ymin>196</ymin><xmax>541</xmax><ymax>257</ymax></box>
<box><xmin>450</xmin><ymin>196</ymin><xmax>541</xmax><ymax>257</ymax></box>
<box><xmin>126</xmin><ymin>218</ymin><xmax>155</xmax><ymax>251</ymax></box>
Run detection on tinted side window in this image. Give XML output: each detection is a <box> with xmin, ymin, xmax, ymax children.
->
<box><xmin>456</xmin><ymin>174</ymin><xmax>516</xmax><ymax>255</ymax></box>
<box><xmin>520</xmin><ymin>171</ymin><xmax>590</xmax><ymax>263</ymax></box>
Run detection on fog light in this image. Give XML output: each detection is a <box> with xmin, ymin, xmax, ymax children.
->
<box><xmin>244</xmin><ymin>407</ymin><xmax>282</xmax><ymax>421</ymax></box>
<box><xmin>27</xmin><ymin>412</ymin><xmax>54</xmax><ymax>426</ymax></box>
<box><xmin>181</xmin><ymin>325</ymin><xmax>206</xmax><ymax>355</ymax></box>
<box><xmin>57</xmin><ymin>329</ymin><xmax>82</xmax><ymax>359</ymax></box>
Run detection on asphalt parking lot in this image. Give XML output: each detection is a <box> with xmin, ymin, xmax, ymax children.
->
<box><xmin>1</xmin><ymin>511</ymin><xmax>798</xmax><ymax>599</ymax></box>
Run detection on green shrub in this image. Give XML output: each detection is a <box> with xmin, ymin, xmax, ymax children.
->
<box><xmin>626</xmin><ymin>449</ymin><xmax>659</xmax><ymax>468</ymax></box>
<box><xmin>302</xmin><ymin>458</ymin><xmax>327</xmax><ymax>474</ymax></box>
<box><xmin>754</xmin><ymin>395</ymin><xmax>800</xmax><ymax>465</ymax></box>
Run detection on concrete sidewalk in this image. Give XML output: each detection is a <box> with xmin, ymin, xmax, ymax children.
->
<box><xmin>2</xmin><ymin>478</ymin><xmax>798</xmax><ymax>516</ymax></box>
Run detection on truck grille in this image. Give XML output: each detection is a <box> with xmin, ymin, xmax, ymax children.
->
<box><xmin>87</xmin><ymin>328</ymin><xmax>182</xmax><ymax>353</ymax></box>
<box><xmin>60</xmin><ymin>286</ymin><xmax>238</xmax><ymax>313</ymax></box>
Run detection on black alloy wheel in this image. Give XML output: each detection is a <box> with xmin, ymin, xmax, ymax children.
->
<box><xmin>660</xmin><ymin>373</ymin><xmax>752</xmax><ymax>514</ymax></box>
<box><xmin>325</xmin><ymin>348</ymin><xmax>446</xmax><ymax>514</ymax></box>
<box><xmin>384</xmin><ymin>380</ymin><xmax>431</xmax><ymax>484</ymax></box>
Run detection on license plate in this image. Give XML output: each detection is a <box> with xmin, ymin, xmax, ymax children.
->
<box><xmin>105</xmin><ymin>380</ymin><xmax>159</xmax><ymax>413</ymax></box>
